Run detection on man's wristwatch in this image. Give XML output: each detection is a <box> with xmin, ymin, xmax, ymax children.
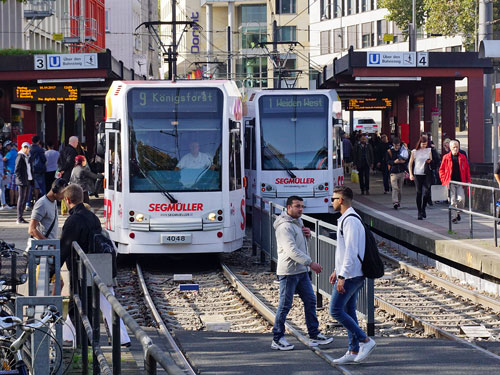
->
<box><xmin>337</xmin><ymin>275</ymin><xmax>345</xmax><ymax>280</ymax></box>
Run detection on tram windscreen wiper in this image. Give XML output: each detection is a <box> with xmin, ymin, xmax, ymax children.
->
<box><xmin>134</xmin><ymin>160</ymin><xmax>178</xmax><ymax>203</ymax></box>
<box><xmin>263</xmin><ymin>144</ymin><xmax>296</xmax><ymax>179</ymax></box>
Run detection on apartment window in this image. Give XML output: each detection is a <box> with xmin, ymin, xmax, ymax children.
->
<box><xmin>278</xmin><ymin>26</ymin><xmax>297</xmax><ymax>42</ymax></box>
<box><xmin>320</xmin><ymin>0</ymin><xmax>331</xmax><ymax>20</ymax></box>
<box><xmin>362</xmin><ymin>0</ymin><xmax>367</xmax><ymax>12</ymax></box>
<box><xmin>277</xmin><ymin>0</ymin><xmax>296</xmax><ymax>14</ymax></box>
<box><xmin>377</xmin><ymin>19</ymin><xmax>389</xmax><ymax>45</ymax></box>
<box><xmin>334</xmin><ymin>28</ymin><xmax>343</xmax><ymax>52</ymax></box>
<box><xmin>105</xmin><ymin>9</ymin><xmax>110</xmax><ymax>32</ymax></box>
<box><xmin>347</xmin><ymin>25</ymin><xmax>358</xmax><ymax>49</ymax></box>
<box><xmin>240</xmin><ymin>5</ymin><xmax>266</xmax><ymax>23</ymax></box>
<box><xmin>237</xmin><ymin>57</ymin><xmax>268</xmax><ymax>88</ymax></box>
<box><xmin>393</xmin><ymin>22</ymin><xmax>402</xmax><ymax>43</ymax></box>
<box><xmin>333</xmin><ymin>0</ymin><xmax>344</xmax><ymax>17</ymax></box>
<box><xmin>361</xmin><ymin>22</ymin><xmax>373</xmax><ymax>48</ymax></box>
<box><xmin>320</xmin><ymin>30</ymin><xmax>331</xmax><ymax>55</ymax></box>
<box><xmin>239</xmin><ymin>5</ymin><xmax>267</xmax><ymax>49</ymax></box>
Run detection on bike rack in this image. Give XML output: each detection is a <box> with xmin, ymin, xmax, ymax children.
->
<box><xmin>14</xmin><ymin>240</ymin><xmax>63</xmax><ymax>375</ymax></box>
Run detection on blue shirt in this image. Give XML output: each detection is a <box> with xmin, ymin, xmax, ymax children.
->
<box><xmin>4</xmin><ymin>149</ymin><xmax>17</xmax><ymax>174</ymax></box>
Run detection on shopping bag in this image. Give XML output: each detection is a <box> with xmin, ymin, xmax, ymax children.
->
<box><xmin>351</xmin><ymin>169</ymin><xmax>359</xmax><ymax>183</ymax></box>
<box><xmin>431</xmin><ymin>185</ymin><xmax>448</xmax><ymax>201</ymax></box>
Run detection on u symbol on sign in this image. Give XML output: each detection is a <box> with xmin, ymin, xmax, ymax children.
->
<box><xmin>49</xmin><ymin>56</ymin><xmax>61</xmax><ymax>67</ymax></box>
<box><xmin>368</xmin><ymin>54</ymin><xmax>380</xmax><ymax>64</ymax></box>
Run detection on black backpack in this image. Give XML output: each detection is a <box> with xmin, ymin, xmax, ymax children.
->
<box><xmin>32</xmin><ymin>152</ymin><xmax>46</xmax><ymax>174</ymax></box>
<box><xmin>340</xmin><ymin>214</ymin><xmax>384</xmax><ymax>279</ymax></box>
<box><xmin>89</xmin><ymin>230</ymin><xmax>117</xmax><ymax>278</ymax></box>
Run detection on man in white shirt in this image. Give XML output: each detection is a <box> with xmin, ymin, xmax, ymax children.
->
<box><xmin>329</xmin><ymin>186</ymin><xmax>376</xmax><ymax>364</ymax></box>
<box><xmin>176</xmin><ymin>142</ymin><xmax>212</xmax><ymax>170</ymax></box>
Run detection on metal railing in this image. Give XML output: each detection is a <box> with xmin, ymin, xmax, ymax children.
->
<box><xmin>70</xmin><ymin>241</ymin><xmax>185</xmax><ymax>375</ymax></box>
<box><xmin>447</xmin><ymin>181</ymin><xmax>500</xmax><ymax>246</ymax></box>
<box><xmin>251</xmin><ymin>194</ymin><xmax>375</xmax><ymax>336</ymax></box>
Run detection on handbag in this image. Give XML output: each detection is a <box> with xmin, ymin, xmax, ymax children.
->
<box><xmin>351</xmin><ymin>169</ymin><xmax>359</xmax><ymax>183</ymax></box>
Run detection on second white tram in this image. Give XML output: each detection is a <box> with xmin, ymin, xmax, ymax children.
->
<box><xmin>102</xmin><ymin>80</ymin><xmax>246</xmax><ymax>254</ymax></box>
<box><xmin>244</xmin><ymin>89</ymin><xmax>343</xmax><ymax>214</ymax></box>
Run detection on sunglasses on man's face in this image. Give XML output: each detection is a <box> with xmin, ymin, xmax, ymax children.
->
<box><xmin>331</xmin><ymin>197</ymin><xmax>341</xmax><ymax>202</ymax></box>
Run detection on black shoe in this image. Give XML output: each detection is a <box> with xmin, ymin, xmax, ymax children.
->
<box><xmin>457</xmin><ymin>213</ymin><xmax>461</xmax><ymax>221</ymax></box>
<box><xmin>361</xmin><ymin>191</ymin><xmax>365</xmax><ymax>195</ymax></box>
<box><xmin>417</xmin><ymin>213</ymin><xmax>423</xmax><ymax>220</ymax></box>
<box><xmin>427</xmin><ymin>201</ymin><xmax>433</xmax><ymax>206</ymax></box>
<box><xmin>365</xmin><ymin>191</ymin><xmax>370</xmax><ymax>195</ymax></box>
<box><xmin>422</xmin><ymin>210</ymin><xmax>426</xmax><ymax>218</ymax></box>
<box><xmin>452</xmin><ymin>217</ymin><xmax>458</xmax><ymax>224</ymax></box>
<box><xmin>393</xmin><ymin>204</ymin><xmax>398</xmax><ymax>210</ymax></box>
<box><xmin>16</xmin><ymin>218</ymin><xmax>28</xmax><ymax>224</ymax></box>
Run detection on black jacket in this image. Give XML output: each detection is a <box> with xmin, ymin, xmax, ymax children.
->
<box><xmin>29</xmin><ymin>143</ymin><xmax>47</xmax><ymax>174</ymax></box>
<box><xmin>14</xmin><ymin>152</ymin><xmax>32</xmax><ymax>186</ymax></box>
<box><xmin>57</xmin><ymin>145</ymin><xmax>78</xmax><ymax>182</ymax></box>
<box><xmin>386</xmin><ymin>147</ymin><xmax>408</xmax><ymax>174</ymax></box>
<box><xmin>60</xmin><ymin>203</ymin><xmax>102</xmax><ymax>270</ymax></box>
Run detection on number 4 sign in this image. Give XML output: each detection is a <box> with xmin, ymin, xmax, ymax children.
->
<box><xmin>417</xmin><ymin>52</ymin><xmax>429</xmax><ymax>67</ymax></box>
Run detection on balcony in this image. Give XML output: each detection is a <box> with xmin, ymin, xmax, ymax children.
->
<box><xmin>24</xmin><ymin>0</ymin><xmax>55</xmax><ymax>20</ymax></box>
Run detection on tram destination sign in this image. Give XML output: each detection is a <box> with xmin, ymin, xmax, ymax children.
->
<box><xmin>14</xmin><ymin>85</ymin><xmax>79</xmax><ymax>102</ymax></box>
<box><xmin>345</xmin><ymin>98</ymin><xmax>393</xmax><ymax>111</ymax></box>
<box><xmin>260</xmin><ymin>95</ymin><xmax>328</xmax><ymax>114</ymax></box>
<box><xmin>130</xmin><ymin>88</ymin><xmax>220</xmax><ymax>113</ymax></box>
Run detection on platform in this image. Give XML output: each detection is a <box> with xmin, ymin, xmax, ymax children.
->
<box><xmin>341</xmin><ymin>172</ymin><xmax>500</xmax><ymax>282</ymax></box>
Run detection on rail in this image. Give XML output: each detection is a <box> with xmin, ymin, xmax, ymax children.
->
<box><xmin>70</xmin><ymin>240</ymin><xmax>185</xmax><ymax>375</ymax></box>
<box><xmin>447</xmin><ymin>181</ymin><xmax>500</xmax><ymax>246</ymax></box>
<box><xmin>251</xmin><ymin>194</ymin><xmax>375</xmax><ymax>336</ymax></box>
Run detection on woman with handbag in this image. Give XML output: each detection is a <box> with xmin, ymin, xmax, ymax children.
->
<box><xmin>408</xmin><ymin>135</ymin><xmax>432</xmax><ymax>220</ymax></box>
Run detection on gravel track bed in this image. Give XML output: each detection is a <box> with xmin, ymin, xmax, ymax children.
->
<box><xmin>142</xmin><ymin>269</ymin><xmax>271</xmax><ymax>333</ymax></box>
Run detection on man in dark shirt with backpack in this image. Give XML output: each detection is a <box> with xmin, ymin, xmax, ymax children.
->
<box><xmin>29</xmin><ymin>135</ymin><xmax>47</xmax><ymax>199</ymax></box>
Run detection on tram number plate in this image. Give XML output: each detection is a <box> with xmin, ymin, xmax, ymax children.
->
<box><xmin>161</xmin><ymin>234</ymin><xmax>192</xmax><ymax>244</ymax></box>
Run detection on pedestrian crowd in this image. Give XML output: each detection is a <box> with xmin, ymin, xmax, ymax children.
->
<box><xmin>347</xmin><ymin>130</ymin><xmax>470</xmax><ymax>222</ymax></box>
<box><xmin>0</xmin><ymin>135</ymin><xmax>103</xmax><ymax>222</ymax></box>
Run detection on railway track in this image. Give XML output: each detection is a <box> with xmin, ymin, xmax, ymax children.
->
<box><xmin>111</xmin><ymin>239</ymin><xmax>500</xmax><ymax>373</ymax></box>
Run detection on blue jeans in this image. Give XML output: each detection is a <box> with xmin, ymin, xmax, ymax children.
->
<box><xmin>329</xmin><ymin>276</ymin><xmax>367</xmax><ymax>352</ymax></box>
<box><xmin>272</xmin><ymin>272</ymin><xmax>319</xmax><ymax>341</ymax></box>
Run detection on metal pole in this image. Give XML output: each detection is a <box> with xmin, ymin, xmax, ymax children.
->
<box><xmin>172</xmin><ymin>0</ymin><xmax>177</xmax><ymax>82</ymax></box>
<box><xmin>469</xmin><ymin>185</ymin><xmax>473</xmax><ymax>239</ymax></box>
<box><xmin>227</xmin><ymin>26</ymin><xmax>231</xmax><ymax>80</ymax></box>
<box><xmin>448</xmin><ymin>186</ymin><xmax>452</xmax><ymax>232</ymax></box>
<box><xmin>112</xmin><ymin>309</ymin><xmax>121</xmax><ymax>374</ymax></box>
<box><xmin>492</xmin><ymin>189</ymin><xmax>497</xmax><ymax>246</ymax></box>
<box><xmin>92</xmin><ymin>283</ymin><xmax>100</xmax><ymax>375</ymax></box>
<box><xmin>273</xmin><ymin>21</ymin><xmax>279</xmax><ymax>89</ymax></box>
<box><xmin>409</xmin><ymin>0</ymin><xmax>416</xmax><ymax>51</ymax></box>
<box><xmin>314</xmin><ymin>220</ymin><xmax>322</xmax><ymax>308</ymax></box>
<box><xmin>206</xmin><ymin>4</ymin><xmax>213</xmax><ymax>76</ymax></box>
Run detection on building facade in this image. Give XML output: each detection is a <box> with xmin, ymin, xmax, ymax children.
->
<box><xmin>106</xmin><ymin>0</ymin><xmax>160</xmax><ymax>79</ymax></box>
<box><xmin>160</xmin><ymin>0</ymin><xmax>311</xmax><ymax>89</ymax></box>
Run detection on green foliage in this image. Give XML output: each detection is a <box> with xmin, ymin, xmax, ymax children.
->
<box><xmin>378</xmin><ymin>0</ymin><xmax>427</xmax><ymax>40</ymax></box>
<box><xmin>0</xmin><ymin>48</ymin><xmax>58</xmax><ymax>55</ymax></box>
<box><xmin>0</xmin><ymin>0</ymin><xmax>27</xmax><ymax>3</ymax></box>
<box><xmin>424</xmin><ymin>0</ymin><xmax>476</xmax><ymax>50</ymax></box>
<box><xmin>380</xmin><ymin>0</ymin><xmax>477</xmax><ymax>50</ymax></box>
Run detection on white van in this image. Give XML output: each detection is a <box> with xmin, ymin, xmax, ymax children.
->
<box><xmin>353</xmin><ymin>118</ymin><xmax>379</xmax><ymax>134</ymax></box>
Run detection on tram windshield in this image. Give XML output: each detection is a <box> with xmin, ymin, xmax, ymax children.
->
<box><xmin>259</xmin><ymin>94</ymin><xmax>329</xmax><ymax>170</ymax></box>
<box><xmin>127</xmin><ymin>87</ymin><xmax>223</xmax><ymax>192</ymax></box>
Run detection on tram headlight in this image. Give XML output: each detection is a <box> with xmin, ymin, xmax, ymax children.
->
<box><xmin>208</xmin><ymin>212</ymin><xmax>217</xmax><ymax>221</ymax></box>
<box><xmin>135</xmin><ymin>213</ymin><xmax>145</xmax><ymax>222</ymax></box>
<box><xmin>266</xmin><ymin>185</ymin><xmax>272</xmax><ymax>191</ymax></box>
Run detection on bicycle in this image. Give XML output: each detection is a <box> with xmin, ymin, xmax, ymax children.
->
<box><xmin>0</xmin><ymin>305</ymin><xmax>62</xmax><ymax>375</ymax></box>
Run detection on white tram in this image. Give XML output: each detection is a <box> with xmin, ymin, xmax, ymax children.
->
<box><xmin>244</xmin><ymin>89</ymin><xmax>344</xmax><ymax>214</ymax></box>
<box><xmin>102</xmin><ymin>81</ymin><xmax>246</xmax><ymax>254</ymax></box>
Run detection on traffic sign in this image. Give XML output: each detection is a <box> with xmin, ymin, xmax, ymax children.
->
<box><xmin>33</xmin><ymin>53</ymin><xmax>98</xmax><ymax>70</ymax></box>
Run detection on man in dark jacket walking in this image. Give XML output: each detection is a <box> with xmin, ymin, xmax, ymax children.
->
<box><xmin>14</xmin><ymin>142</ymin><xmax>33</xmax><ymax>224</ymax></box>
<box><xmin>353</xmin><ymin>135</ymin><xmax>374</xmax><ymax>195</ymax></box>
<box><xmin>57</xmin><ymin>136</ymin><xmax>79</xmax><ymax>182</ymax></box>
<box><xmin>29</xmin><ymin>135</ymin><xmax>47</xmax><ymax>199</ymax></box>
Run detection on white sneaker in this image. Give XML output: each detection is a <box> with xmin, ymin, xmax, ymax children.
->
<box><xmin>271</xmin><ymin>337</ymin><xmax>294</xmax><ymax>351</ymax></box>
<box><xmin>333</xmin><ymin>351</ymin><xmax>357</xmax><ymax>364</ymax></box>
<box><xmin>309</xmin><ymin>333</ymin><xmax>333</xmax><ymax>347</ymax></box>
<box><xmin>0</xmin><ymin>206</ymin><xmax>5</xmax><ymax>210</ymax></box>
<box><xmin>354</xmin><ymin>338</ymin><xmax>376</xmax><ymax>363</ymax></box>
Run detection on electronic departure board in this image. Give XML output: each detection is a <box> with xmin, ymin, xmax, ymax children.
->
<box><xmin>14</xmin><ymin>85</ymin><xmax>79</xmax><ymax>102</ymax></box>
<box><xmin>345</xmin><ymin>98</ymin><xmax>392</xmax><ymax>110</ymax></box>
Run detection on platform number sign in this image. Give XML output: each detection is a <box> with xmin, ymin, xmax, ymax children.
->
<box><xmin>417</xmin><ymin>52</ymin><xmax>429</xmax><ymax>67</ymax></box>
<box><xmin>34</xmin><ymin>55</ymin><xmax>46</xmax><ymax>70</ymax></box>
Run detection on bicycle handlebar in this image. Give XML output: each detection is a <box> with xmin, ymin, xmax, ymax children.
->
<box><xmin>8</xmin><ymin>305</ymin><xmax>60</xmax><ymax>352</ymax></box>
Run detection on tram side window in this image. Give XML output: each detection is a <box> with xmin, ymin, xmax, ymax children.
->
<box><xmin>108</xmin><ymin>132</ymin><xmax>115</xmax><ymax>190</ymax></box>
<box><xmin>117</xmin><ymin>133</ymin><xmax>122</xmax><ymax>192</ymax></box>
<box><xmin>244</xmin><ymin>120</ymin><xmax>255</xmax><ymax>170</ymax></box>
<box><xmin>229</xmin><ymin>132</ymin><xmax>242</xmax><ymax>190</ymax></box>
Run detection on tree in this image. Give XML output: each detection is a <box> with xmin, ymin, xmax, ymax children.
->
<box><xmin>377</xmin><ymin>0</ymin><xmax>427</xmax><ymax>39</ymax></box>
<box><xmin>424</xmin><ymin>0</ymin><xmax>476</xmax><ymax>50</ymax></box>
<box><xmin>379</xmin><ymin>0</ymin><xmax>477</xmax><ymax>51</ymax></box>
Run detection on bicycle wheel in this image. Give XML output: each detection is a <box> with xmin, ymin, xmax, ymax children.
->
<box><xmin>0</xmin><ymin>337</ymin><xmax>32</xmax><ymax>374</ymax></box>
